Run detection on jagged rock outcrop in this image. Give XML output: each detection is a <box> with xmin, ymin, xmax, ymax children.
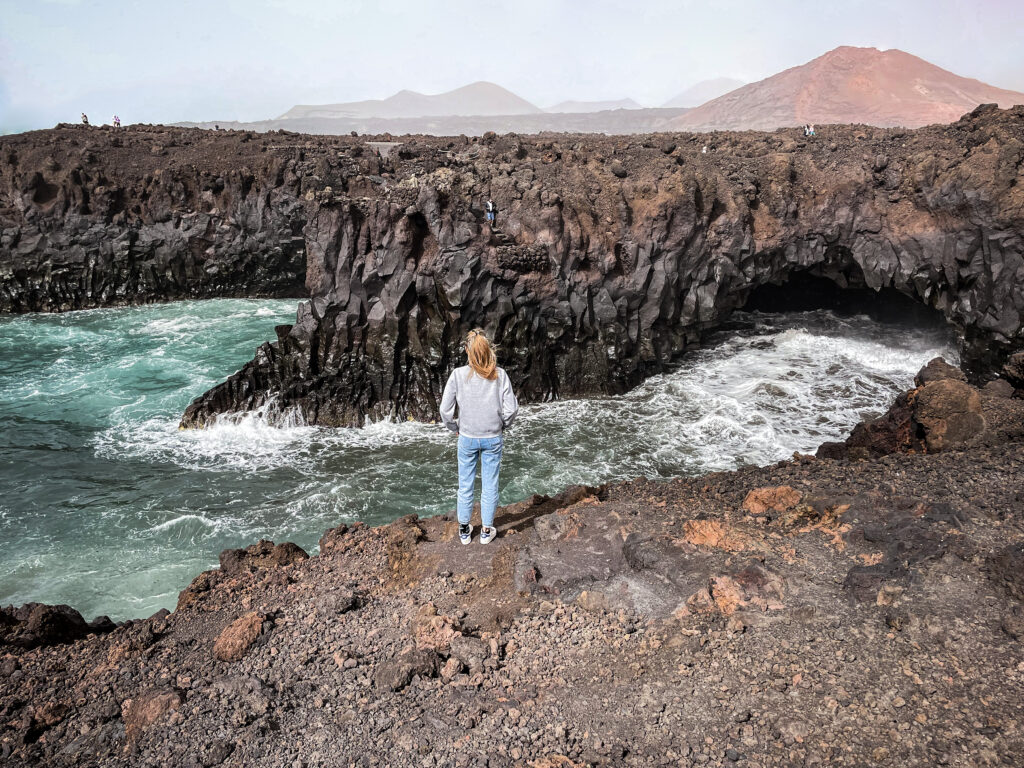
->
<box><xmin>816</xmin><ymin>357</ymin><xmax>1019</xmax><ymax>459</ymax></box>
<box><xmin>0</xmin><ymin>602</ymin><xmax>116</xmax><ymax>649</ymax></box>
<box><xmin>180</xmin><ymin>105</ymin><xmax>1024</xmax><ymax>427</ymax></box>
<box><xmin>2</xmin><ymin>108</ymin><xmax>1023</xmax><ymax>427</ymax></box>
<box><xmin>0</xmin><ymin>125</ymin><xmax>307</xmax><ymax>311</ymax></box>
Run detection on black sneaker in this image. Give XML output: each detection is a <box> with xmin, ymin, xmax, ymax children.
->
<box><xmin>459</xmin><ymin>524</ymin><xmax>472</xmax><ymax>545</ymax></box>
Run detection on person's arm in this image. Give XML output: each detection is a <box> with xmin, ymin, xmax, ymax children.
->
<box><xmin>500</xmin><ymin>370</ymin><xmax>519</xmax><ymax>430</ymax></box>
<box><xmin>439</xmin><ymin>370</ymin><xmax>459</xmax><ymax>433</ymax></box>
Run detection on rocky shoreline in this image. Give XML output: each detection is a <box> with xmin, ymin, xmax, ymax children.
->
<box><xmin>2</xmin><ymin>362</ymin><xmax>1022</xmax><ymax>767</ymax></box>
<box><xmin>3</xmin><ymin>107</ymin><xmax>1022</xmax><ymax>429</ymax></box>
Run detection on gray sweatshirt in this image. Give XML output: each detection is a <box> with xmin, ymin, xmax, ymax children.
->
<box><xmin>439</xmin><ymin>366</ymin><xmax>519</xmax><ymax>438</ymax></box>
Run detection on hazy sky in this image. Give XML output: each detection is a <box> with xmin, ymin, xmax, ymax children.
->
<box><xmin>1</xmin><ymin>0</ymin><xmax>1022</xmax><ymax>133</ymax></box>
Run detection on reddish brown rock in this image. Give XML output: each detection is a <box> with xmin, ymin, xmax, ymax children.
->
<box><xmin>914</xmin><ymin>357</ymin><xmax>967</xmax><ymax>387</ymax></box>
<box><xmin>914</xmin><ymin>379</ymin><xmax>985</xmax><ymax>452</ymax></box>
<box><xmin>412</xmin><ymin>603</ymin><xmax>460</xmax><ymax>652</ymax></box>
<box><xmin>213</xmin><ymin>612</ymin><xmax>264</xmax><ymax>662</ymax></box>
<box><xmin>741</xmin><ymin>486</ymin><xmax>802</xmax><ymax>516</ymax></box>
<box><xmin>121</xmin><ymin>688</ymin><xmax>184</xmax><ymax>741</ymax></box>
<box><xmin>685</xmin><ymin>562</ymin><xmax>785</xmax><ymax>616</ymax></box>
<box><xmin>819</xmin><ymin>360</ymin><xmax>986</xmax><ymax>458</ymax></box>
<box><xmin>386</xmin><ymin>514</ymin><xmax>425</xmax><ymax>582</ymax></box>
<box><xmin>176</xmin><ymin>569</ymin><xmax>220</xmax><ymax>611</ymax></box>
<box><xmin>680</xmin><ymin>520</ymin><xmax>753</xmax><ymax>552</ymax></box>
<box><xmin>218</xmin><ymin>540</ymin><xmax>308</xmax><ymax>577</ymax></box>
<box><xmin>318</xmin><ymin>523</ymin><xmax>350</xmax><ymax>555</ymax></box>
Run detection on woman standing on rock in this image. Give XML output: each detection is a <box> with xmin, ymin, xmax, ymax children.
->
<box><xmin>440</xmin><ymin>329</ymin><xmax>519</xmax><ymax>545</ymax></box>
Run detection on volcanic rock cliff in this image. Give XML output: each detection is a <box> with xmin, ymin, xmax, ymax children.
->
<box><xmin>1</xmin><ymin>105</ymin><xmax>1022</xmax><ymax>428</ymax></box>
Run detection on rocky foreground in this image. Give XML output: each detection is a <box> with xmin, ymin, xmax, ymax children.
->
<box><xmin>2</xmin><ymin>361</ymin><xmax>1023</xmax><ymax>767</ymax></box>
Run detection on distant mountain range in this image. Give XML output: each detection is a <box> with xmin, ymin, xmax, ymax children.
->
<box><xmin>662</xmin><ymin>78</ymin><xmax>745</xmax><ymax>108</ymax></box>
<box><xmin>177</xmin><ymin>47</ymin><xmax>1024</xmax><ymax>136</ymax></box>
<box><xmin>546</xmin><ymin>99</ymin><xmax>643</xmax><ymax>113</ymax></box>
<box><xmin>280</xmin><ymin>86</ymin><xmax>649</xmax><ymax>121</ymax></box>
<box><xmin>278</xmin><ymin>82</ymin><xmax>541</xmax><ymax>121</ymax></box>
<box><xmin>668</xmin><ymin>46</ymin><xmax>1024</xmax><ymax>131</ymax></box>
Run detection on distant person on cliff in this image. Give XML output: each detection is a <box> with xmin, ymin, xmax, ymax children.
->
<box><xmin>112</xmin><ymin>115</ymin><xmax>121</xmax><ymax>128</ymax></box>
<box><xmin>439</xmin><ymin>329</ymin><xmax>519</xmax><ymax>546</ymax></box>
<box><xmin>485</xmin><ymin>199</ymin><xmax>497</xmax><ymax>227</ymax></box>
<box><xmin>81</xmin><ymin>113</ymin><xmax>89</xmax><ymax>125</ymax></box>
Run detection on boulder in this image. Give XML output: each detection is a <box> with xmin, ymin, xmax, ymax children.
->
<box><xmin>1003</xmin><ymin>351</ymin><xmax>1024</xmax><ymax>388</ymax></box>
<box><xmin>23</xmin><ymin>603</ymin><xmax>88</xmax><ymax>644</ymax></box>
<box><xmin>213</xmin><ymin>613</ymin><xmax>266</xmax><ymax>662</ymax></box>
<box><xmin>819</xmin><ymin>361</ymin><xmax>984</xmax><ymax>458</ymax></box>
<box><xmin>374</xmin><ymin>648</ymin><xmax>440</xmax><ymax>691</ymax></box>
<box><xmin>121</xmin><ymin>688</ymin><xmax>184</xmax><ymax>740</ymax></box>
<box><xmin>827</xmin><ymin>391</ymin><xmax>917</xmax><ymax>458</ymax></box>
<box><xmin>914</xmin><ymin>357</ymin><xmax>967</xmax><ymax>387</ymax></box>
<box><xmin>448</xmin><ymin>634</ymin><xmax>488</xmax><ymax>675</ymax></box>
<box><xmin>0</xmin><ymin>603</ymin><xmax>114</xmax><ymax>648</ymax></box>
<box><xmin>913</xmin><ymin>378</ymin><xmax>985</xmax><ymax>452</ymax></box>
<box><xmin>218</xmin><ymin>540</ymin><xmax>308</xmax><ymax>577</ymax></box>
<box><xmin>982</xmin><ymin>378</ymin><xmax>1015</xmax><ymax>399</ymax></box>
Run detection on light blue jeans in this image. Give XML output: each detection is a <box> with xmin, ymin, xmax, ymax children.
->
<box><xmin>457</xmin><ymin>435</ymin><xmax>503</xmax><ymax>527</ymax></box>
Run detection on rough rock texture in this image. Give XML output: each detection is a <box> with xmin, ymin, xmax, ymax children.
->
<box><xmin>740</xmin><ymin>486</ymin><xmax>802</xmax><ymax>516</ymax></box>
<box><xmin>177</xmin><ymin>104</ymin><xmax>1024</xmax><ymax>427</ymax></box>
<box><xmin>212</xmin><ymin>613</ymin><xmax>265</xmax><ymax>662</ymax></box>
<box><xmin>913</xmin><ymin>378</ymin><xmax>985</xmax><ymax>451</ymax></box>
<box><xmin>0</xmin><ymin>603</ymin><xmax>116</xmax><ymax>649</ymax></box>
<box><xmin>819</xmin><ymin>357</ymin><xmax>990</xmax><ymax>458</ymax></box>
<box><xmin>218</xmin><ymin>540</ymin><xmax>308</xmax><ymax>576</ymax></box>
<box><xmin>1</xmin><ymin>382</ymin><xmax>1023</xmax><ymax>766</ymax></box>
<box><xmin>121</xmin><ymin>689</ymin><xmax>183</xmax><ymax>742</ymax></box>
<box><xmin>4</xmin><ymin>109</ymin><xmax>1024</xmax><ymax>427</ymax></box>
<box><xmin>0</xmin><ymin>127</ymin><xmax>308</xmax><ymax>311</ymax></box>
<box><xmin>1005</xmin><ymin>351</ymin><xmax>1024</xmax><ymax>388</ymax></box>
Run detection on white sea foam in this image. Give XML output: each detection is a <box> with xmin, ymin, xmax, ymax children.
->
<box><xmin>148</xmin><ymin>513</ymin><xmax>217</xmax><ymax>532</ymax></box>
